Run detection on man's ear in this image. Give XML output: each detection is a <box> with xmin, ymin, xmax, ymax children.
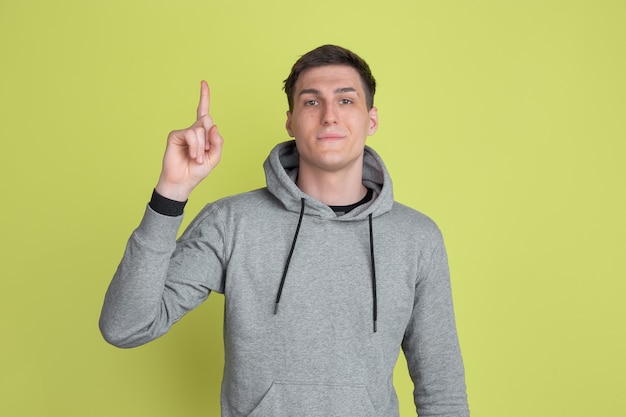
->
<box><xmin>286</xmin><ymin>111</ymin><xmax>294</xmax><ymax>137</ymax></box>
<box><xmin>368</xmin><ymin>107</ymin><xmax>379</xmax><ymax>136</ymax></box>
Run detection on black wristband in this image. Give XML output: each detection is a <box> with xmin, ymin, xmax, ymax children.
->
<box><xmin>149</xmin><ymin>189</ymin><xmax>187</xmax><ymax>216</ymax></box>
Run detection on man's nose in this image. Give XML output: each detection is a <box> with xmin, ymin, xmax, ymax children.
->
<box><xmin>322</xmin><ymin>103</ymin><xmax>338</xmax><ymax>125</ymax></box>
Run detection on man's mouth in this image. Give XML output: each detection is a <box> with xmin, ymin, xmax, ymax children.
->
<box><xmin>317</xmin><ymin>132</ymin><xmax>346</xmax><ymax>140</ymax></box>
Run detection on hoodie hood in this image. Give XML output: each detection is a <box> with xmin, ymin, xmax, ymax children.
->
<box><xmin>263</xmin><ymin>140</ymin><xmax>394</xmax><ymax>220</ymax></box>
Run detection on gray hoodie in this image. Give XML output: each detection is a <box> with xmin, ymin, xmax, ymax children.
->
<box><xmin>100</xmin><ymin>141</ymin><xmax>469</xmax><ymax>417</ymax></box>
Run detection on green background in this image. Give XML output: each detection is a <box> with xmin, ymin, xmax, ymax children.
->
<box><xmin>1</xmin><ymin>0</ymin><xmax>624</xmax><ymax>416</ymax></box>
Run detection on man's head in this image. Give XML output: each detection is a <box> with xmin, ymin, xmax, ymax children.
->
<box><xmin>283</xmin><ymin>45</ymin><xmax>376</xmax><ymax>111</ymax></box>
<box><xmin>284</xmin><ymin>46</ymin><xmax>379</xmax><ymax>183</ymax></box>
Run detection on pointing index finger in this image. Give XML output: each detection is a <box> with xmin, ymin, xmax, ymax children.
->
<box><xmin>197</xmin><ymin>80</ymin><xmax>210</xmax><ymax>120</ymax></box>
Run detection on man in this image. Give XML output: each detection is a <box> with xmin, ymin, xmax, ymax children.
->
<box><xmin>100</xmin><ymin>44</ymin><xmax>470</xmax><ymax>417</ymax></box>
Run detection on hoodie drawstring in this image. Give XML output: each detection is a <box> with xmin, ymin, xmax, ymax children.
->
<box><xmin>274</xmin><ymin>198</ymin><xmax>305</xmax><ymax>314</ymax></box>
<box><xmin>368</xmin><ymin>213</ymin><xmax>378</xmax><ymax>333</ymax></box>
<box><xmin>274</xmin><ymin>198</ymin><xmax>379</xmax><ymax>333</ymax></box>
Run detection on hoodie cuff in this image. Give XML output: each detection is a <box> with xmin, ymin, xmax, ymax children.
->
<box><xmin>148</xmin><ymin>189</ymin><xmax>187</xmax><ymax>216</ymax></box>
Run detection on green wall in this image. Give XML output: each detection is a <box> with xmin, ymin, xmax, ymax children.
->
<box><xmin>1</xmin><ymin>0</ymin><xmax>625</xmax><ymax>416</ymax></box>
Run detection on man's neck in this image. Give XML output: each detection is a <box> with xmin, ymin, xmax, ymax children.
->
<box><xmin>296</xmin><ymin>165</ymin><xmax>367</xmax><ymax>206</ymax></box>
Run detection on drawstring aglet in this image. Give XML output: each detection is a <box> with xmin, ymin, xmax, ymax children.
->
<box><xmin>274</xmin><ymin>302</ymin><xmax>280</xmax><ymax>315</ymax></box>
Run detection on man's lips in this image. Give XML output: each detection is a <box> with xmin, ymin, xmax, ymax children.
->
<box><xmin>317</xmin><ymin>132</ymin><xmax>346</xmax><ymax>140</ymax></box>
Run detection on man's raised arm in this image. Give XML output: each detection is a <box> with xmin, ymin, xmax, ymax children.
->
<box><xmin>99</xmin><ymin>82</ymin><xmax>224</xmax><ymax>348</ymax></box>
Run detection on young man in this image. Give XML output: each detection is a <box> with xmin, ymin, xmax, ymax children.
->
<box><xmin>100</xmin><ymin>45</ymin><xmax>470</xmax><ymax>417</ymax></box>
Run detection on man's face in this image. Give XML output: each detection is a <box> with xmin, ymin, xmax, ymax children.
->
<box><xmin>286</xmin><ymin>65</ymin><xmax>378</xmax><ymax>176</ymax></box>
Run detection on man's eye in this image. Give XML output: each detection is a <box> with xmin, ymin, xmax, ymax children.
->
<box><xmin>304</xmin><ymin>99</ymin><xmax>318</xmax><ymax>106</ymax></box>
<box><xmin>340</xmin><ymin>98</ymin><xmax>353</xmax><ymax>104</ymax></box>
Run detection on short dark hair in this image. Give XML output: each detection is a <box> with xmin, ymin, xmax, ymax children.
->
<box><xmin>283</xmin><ymin>44</ymin><xmax>376</xmax><ymax>111</ymax></box>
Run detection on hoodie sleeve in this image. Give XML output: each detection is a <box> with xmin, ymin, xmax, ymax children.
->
<box><xmin>401</xmin><ymin>227</ymin><xmax>470</xmax><ymax>416</ymax></box>
<box><xmin>99</xmin><ymin>203</ymin><xmax>226</xmax><ymax>348</ymax></box>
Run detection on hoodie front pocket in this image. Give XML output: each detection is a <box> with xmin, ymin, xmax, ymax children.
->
<box><xmin>247</xmin><ymin>381</ymin><xmax>377</xmax><ymax>417</ymax></box>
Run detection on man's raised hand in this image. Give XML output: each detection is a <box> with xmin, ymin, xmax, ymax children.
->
<box><xmin>155</xmin><ymin>81</ymin><xmax>224</xmax><ymax>201</ymax></box>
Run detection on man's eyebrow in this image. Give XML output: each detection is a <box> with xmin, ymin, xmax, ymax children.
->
<box><xmin>298</xmin><ymin>88</ymin><xmax>321</xmax><ymax>96</ymax></box>
<box><xmin>298</xmin><ymin>87</ymin><xmax>359</xmax><ymax>96</ymax></box>
<box><xmin>334</xmin><ymin>87</ymin><xmax>358</xmax><ymax>94</ymax></box>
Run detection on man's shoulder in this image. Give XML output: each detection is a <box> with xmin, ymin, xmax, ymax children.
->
<box><xmin>198</xmin><ymin>187</ymin><xmax>277</xmax><ymax>215</ymax></box>
<box><xmin>388</xmin><ymin>201</ymin><xmax>443</xmax><ymax>237</ymax></box>
<box><xmin>184</xmin><ymin>188</ymin><xmax>277</xmax><ymax>230</ymax></box>
<box><xmin>390</xmin><ymin>200</ymin><xmax>437</xmax><ymax>223</ymax></box>
<box><xmin>220</xmin><ymin>187</ymin><xmax>271</xmax><ymax>204</ymax></box>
